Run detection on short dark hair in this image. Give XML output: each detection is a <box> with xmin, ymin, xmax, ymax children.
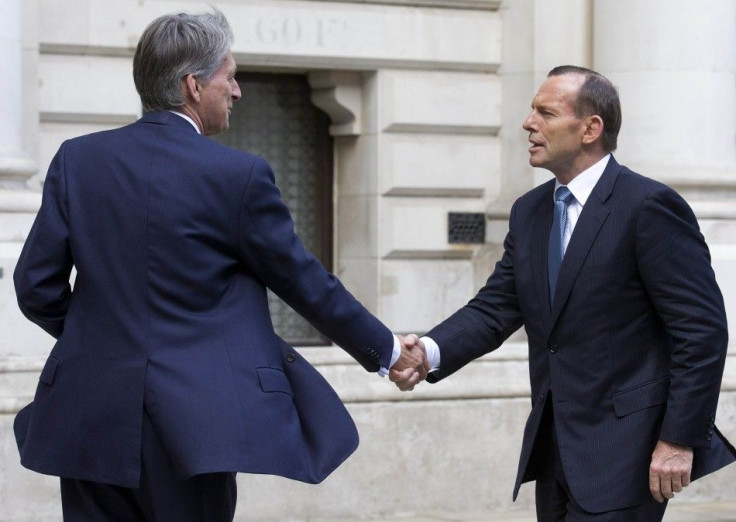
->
<box><xmin>548</xmin><ymin>65</ymin><xmax>622</xmax><ymax>152</ymax></box>
<box><xmin>133</xmin><ymin>8</ymin><xmax>234</xmax><ymax>113</ymax></box>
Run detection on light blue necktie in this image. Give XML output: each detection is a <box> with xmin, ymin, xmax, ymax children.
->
<box><xmin>548</xmin><ymin>186</ymin><xmax>574</xmax><ymax>306</ymax></box>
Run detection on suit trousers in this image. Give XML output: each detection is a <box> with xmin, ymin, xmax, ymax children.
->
<box><xmin>60</xmin><ymin>408</ymin><xmax>237</xmax><ymax>521</ymax></box>
<box><xmin>533</xmin><ymin>397</ymin><xmax>667</xmax><ymax>522</ymax></box>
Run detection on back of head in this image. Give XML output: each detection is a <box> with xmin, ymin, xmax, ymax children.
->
<box><xmin>133</xmin><ymin>8</ymin><xmax>234</xmax><ymax>113</ymax></box>
<box><xmin>548</xmin><ymin>65</ymin><xmax>622</xmax><ymax>152</ymax></box>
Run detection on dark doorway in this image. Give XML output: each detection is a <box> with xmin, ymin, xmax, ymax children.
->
<box><xmin>215</xmin><ymin>72</ymin><xmax>334</xmax><ymax>345</ymax></box>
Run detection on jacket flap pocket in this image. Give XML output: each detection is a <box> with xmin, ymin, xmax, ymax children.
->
<box><xmin>256</xmin><ymin>367</ymin><xmax>294</xmax><ymax>397</ymax></box>
<box><xmin>39</xmin><ymin>356</ymin><xmax>59</xmax><ymax>386</ymax></box>
<box><xmin>612</xmin><ymin>377</ymin><xmax>669</xmax><ymax>417</ymax></box>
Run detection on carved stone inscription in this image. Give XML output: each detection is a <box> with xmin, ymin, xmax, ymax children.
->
<box><xmin>240</xmin><ymin>14</ymin><xmax>349</xmax><ymax>49</ymax></box>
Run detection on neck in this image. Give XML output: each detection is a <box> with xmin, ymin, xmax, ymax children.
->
<box><xmin>554</xmin><ymin>150</ymin><xmax>607</xmax><ymax>185</ymax></box>
<box><xmin>178</xmin><ymin>104</ymin><xmax>204</xmax><ymax>135</ymax></box>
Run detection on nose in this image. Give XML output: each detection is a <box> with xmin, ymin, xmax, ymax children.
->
<box><xmin>522</xmin><ymin>111</ymin><xmax>536</xmax><ymax>132</ymax></box>
<box><xmin>232</xmin><ymin>79</ymin><xmax>242</xmax><ymax>101</ymax></box>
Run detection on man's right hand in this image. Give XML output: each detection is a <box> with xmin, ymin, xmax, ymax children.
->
<box><xmin>389</xmin><ymin>334</ymin><xmax>429</xmax><ymax>391</ymax></box>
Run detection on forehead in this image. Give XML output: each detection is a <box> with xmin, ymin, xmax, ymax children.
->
<box><xmin>222</xmin><ymin>51</ymin><xmax>235</xmax><ymax>69</ymax></box>
<box><xmin>217</xmin><ymin>51</ymin><xmax>236</xmax><ymax>73</ymax></box>
<box><xmin>532</xmin><ymin>74</ymin><xmax>584</xmax><ymax>111</ymax></box>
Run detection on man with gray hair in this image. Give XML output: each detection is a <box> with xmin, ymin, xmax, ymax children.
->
<box><xmin>13</xmin><ymin>8</ymin><xmax>427</xmax><ymax>520</ymax></box>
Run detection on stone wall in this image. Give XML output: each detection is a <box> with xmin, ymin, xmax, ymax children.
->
<box><xmin>1</xmin><ymin>0</ymin><xmax>735</xmax><ymax>519</ymax></box>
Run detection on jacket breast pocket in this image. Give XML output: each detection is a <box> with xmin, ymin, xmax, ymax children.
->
<box><xmin>611</xmin><ymin>376</ymin><xmax>670</xmax><ymax>418</ymax></box>
<box><xmin>256</xmin><ymin>367</ymin><xmax>294</xmax><ymax>398</ymax></box>
<box><xmin>39</xmin><ymin>356</ymin><xmax>59</xmax><ymax>386</ymax></box>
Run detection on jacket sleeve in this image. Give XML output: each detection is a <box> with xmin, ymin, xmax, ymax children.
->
<box><xmin>236</xmin><ymin>158</ymin><xmax>393</xmax><ymax>372</ymax></box>
<box><xmin>636</xmin><ymin>185</ymin><xmax>729</xmax><ymax>448</ymax></box>
<box><xmin>425</xmin><ymin>202</ymin><xmax>524</xmax><ymax>381</ymax></box>
<box><xmin>14</xmin><ymin>143</ymin><xmax>74</xmax><ymax>339</ymax></box>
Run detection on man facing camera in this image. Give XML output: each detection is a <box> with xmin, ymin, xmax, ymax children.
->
<box><xmin>392</xmin><ymin>66</ymin><xmax>735</xmax><ymax>521</ymax></box>
<box><xmin>13</xmin><ymin>8</ymin><xmax>426</xmax><ymax>521</ymax></box>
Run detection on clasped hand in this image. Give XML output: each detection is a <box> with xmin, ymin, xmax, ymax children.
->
<box><xmin>389</xmin><ymin>334</ymin><xmax>428</xmax><ymax>391</ymax></box>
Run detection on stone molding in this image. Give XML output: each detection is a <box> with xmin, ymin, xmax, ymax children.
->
<box><xmin>40</xmin><ymin>112</ymin><xmax>138</xmax><ymax>126</ymax></box>
<box><xmin>383</xmin><ymin>122</ymin><xmax>501</xmax><ymax>135</ymax></box>
<box><xmin>0</xmin><ymin>157</ymin><xmax>37</xmax><ymax>182</ymax></box>
<box><xmin>0</xmin><ymin>190</ymin><xmax>41</xmax><ymax>212</ymax></box>
<box><xmin>296</xmin><ymin>0</ymin><xmax>501</xmax><ymax>9</ymax></box>
<box><xmin>308</xmin><ymin>71</ymin><xmax>363</xmax><ymax>136</ymax></box>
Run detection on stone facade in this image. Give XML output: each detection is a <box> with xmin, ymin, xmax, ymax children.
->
<box><xmin>1</xmin><ymin>0</ymin><xmax>735</xmax><ymax>520</ymax></box>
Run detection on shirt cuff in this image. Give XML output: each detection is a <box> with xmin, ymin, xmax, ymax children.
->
<box><xmin>378</xmin><ymin>334</ymin><xmax>403</xmax><ymax>377</ymax></box>
<box><xmin>421</xmin><ymin>336</ymin><xmax>441</xmax><ymax>371</ymax></box>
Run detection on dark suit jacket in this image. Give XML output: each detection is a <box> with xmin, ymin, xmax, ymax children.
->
<box><xmin>426</xmin><ymin>156</ymin><xmax>734</xmax><ymax>513</ymax></box>
<box><xmin>13</xmin><ymin>110</ymin><xmax>394</xmax><ymax>488</ymax></box>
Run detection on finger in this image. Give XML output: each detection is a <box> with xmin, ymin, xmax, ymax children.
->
<box><xmin>422</xmin><ymin>353</ymin><xmax>431</xmax><ymax>373</ymax></box>
<box><xmin>404</xmin><ymin>334</ymin><xmax>419</xmax><ymax>348</ymax></box>
<box><xmin>660</xmin><ymin>475</ymin><xmax>674</xmax><ymax>500</ymax></box>
<box><xmin>397</xmin><ymin>372</ymin><xmax>421</xmax><ymax>391</ymax></box>
<box><xmin>389</xmin><ymin>367</ymin><xmax>414</xmax><ymax>384</ymax></box>
<box><xmin>405</xmin><ymin>346</ymin><xmax>428</xmax><ymax>380</ymax></box>
<box><xmin>414</xmin><ymin>356</ymin><xmax>428</xmax><ymax>380</ymax></box>
<box><xmin>649</xmin><ymin>472</ymin><xmax>664</xmax><ymax>503</ymax></box>
<box><xmin>389</xmin><ymin>367</ymin><xmax>414</xmax><ymax>383</ymax></box>
<box><xmin>672</xmin><ymin>475</ymin><xmax>683</xmax><ymax>493</ymax></box>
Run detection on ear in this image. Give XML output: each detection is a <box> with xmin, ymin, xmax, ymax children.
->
<box><xmin>183</xmin><ymin>74</ymin><xmax>201</xmax><ymax>103</ymax></box>
<box><xmin>582</xmin><ymin>115</ymin><xmax>604</xmax><ymax>145</ymax></box>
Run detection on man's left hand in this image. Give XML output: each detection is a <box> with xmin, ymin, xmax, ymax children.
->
<box><xmin>649</xmin><ymin>440</ymin><xmax>693</xmax><ymax>503</ymax></box>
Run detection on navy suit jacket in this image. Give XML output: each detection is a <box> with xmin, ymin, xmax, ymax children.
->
<box><xmin>13</xmin><ymin>111</ymin><xmax>394</xmax><ymax>488</ymax></box>
<box><xmin>426</xmin><ymin>156</ymin><xmax>735</xmax><ymax>513</ymax></box>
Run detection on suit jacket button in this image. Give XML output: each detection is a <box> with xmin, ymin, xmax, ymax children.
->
<box><xmin>706</xmin><ymin>434</ymin><xmax>713</xmax><ymax>441</ymax></box>
<box><xmin>549</xmin><ymin>345</ymin><xmax>558</xmax><ymax>354</ymax></box>
<box><xmin>287</xmin><ymin>353</ymin><xmax>296</xmax><ymax>363</ymax></box>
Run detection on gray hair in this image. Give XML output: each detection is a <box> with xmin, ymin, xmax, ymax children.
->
<box><xmin>133</xmin><ymin>8</ymin><xmax>234</xmax><ymax>112</ymax></box>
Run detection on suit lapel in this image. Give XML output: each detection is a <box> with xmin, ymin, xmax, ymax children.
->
<box><xmin>549</xmin><ymin>157</ymin><xmax>621</xmax><ymax>326</ymax></box>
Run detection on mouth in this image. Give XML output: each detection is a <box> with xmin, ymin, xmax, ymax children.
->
<box><xmin>528</xmin><ymin>138</ymin><xmax>544</xmax><ymax>153</ymax></box>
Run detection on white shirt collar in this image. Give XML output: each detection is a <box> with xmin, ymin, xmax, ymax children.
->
<box><xmin>554</xmin><ymin>154</ymin><xmax>610</xmax><ymax>206</ymax></box>
<box><xmin>169</xmin><ymin>110</ymin><xmax>201</xmax><ymax>134</ymax></box>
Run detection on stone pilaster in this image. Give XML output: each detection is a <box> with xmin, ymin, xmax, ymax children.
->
<box><xmin>593</xmin><ymin>0</ymin><xmax>736</xmax><ymax>344</ymax></box>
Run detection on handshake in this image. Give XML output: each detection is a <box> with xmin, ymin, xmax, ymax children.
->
<box><xmin>389</xmin><ymin>334</ymin><xmax>429</xmax><ymax>392</ymax></box>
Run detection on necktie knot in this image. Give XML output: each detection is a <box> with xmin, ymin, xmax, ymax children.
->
<box><xmin>555</xmin><ymin>186</ymin><xmax>573</xmax><ymax>204</ymax></box>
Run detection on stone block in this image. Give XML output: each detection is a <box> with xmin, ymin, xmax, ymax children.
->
<box><xmin>39</xmin><ymin>54</ymin><xmax>139</xmax><ymax>117</ymax></box>
<box><xmin>380</xmin><ymin>70</ymin><xmax>501</xmax><ymax>133</ymax></box>
<box><xmin>380</xmin><ymin>133</ymin><xmax>500</xmax><ymax>198</ymax></box>
<box><xmin>379</xmin><ymin>258</ymin><xmax>475</xmax><ymax>332</ymax></box>
<box><xmin>380</xmin><ymin>197</ymin><xmax>486</xmax><ymax>257</ymax></box>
